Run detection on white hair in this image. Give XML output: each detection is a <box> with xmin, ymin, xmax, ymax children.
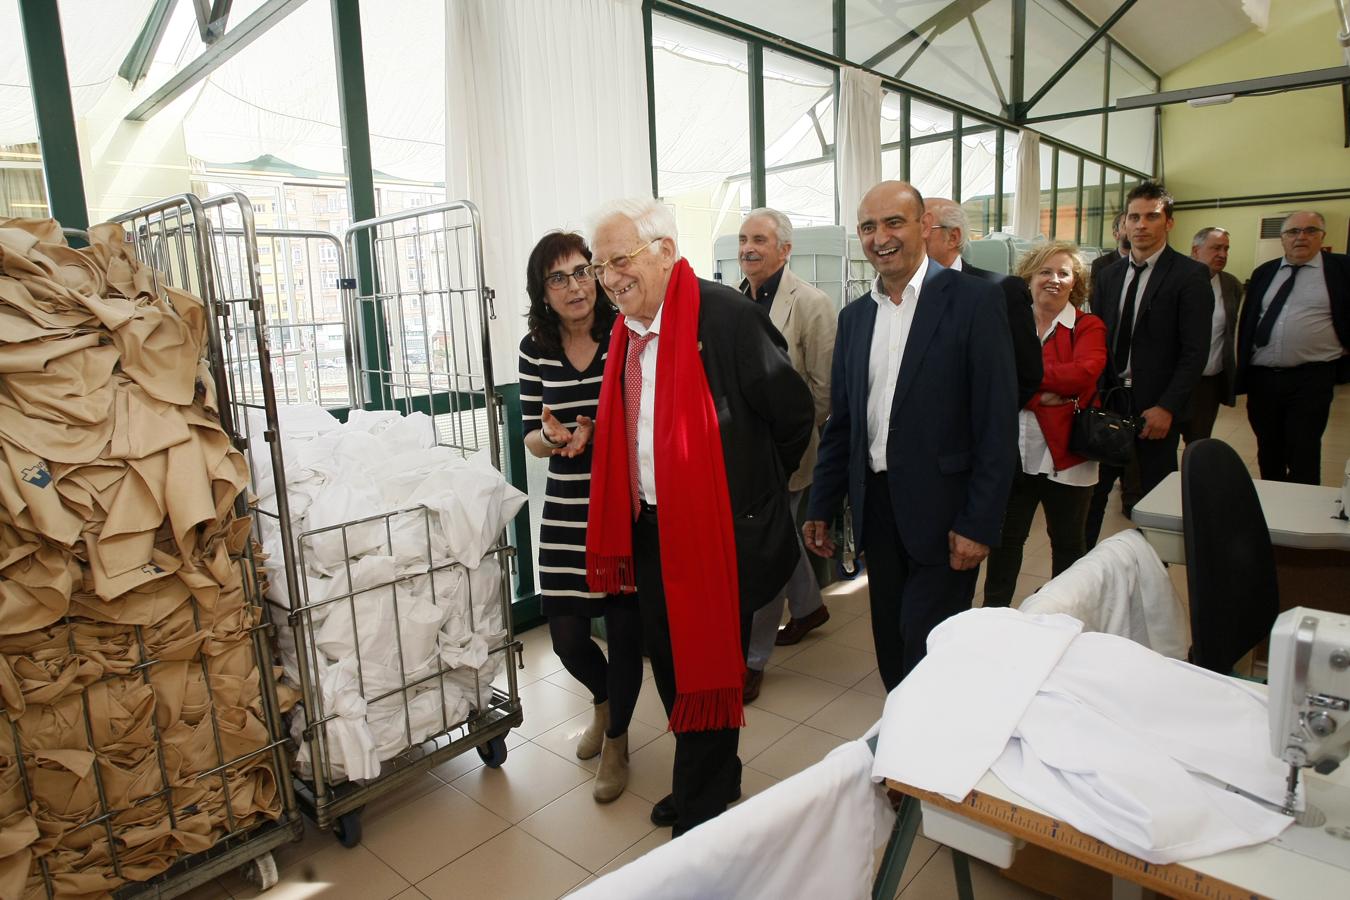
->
<box><xmin>1191</xmin><ymin>226</ymin><xmax>1229</xmax><ymax>250</ymax></box>
<box><xmin>744</xmin><ymin>207</ymin><xmax>793</xmax><ymax>245</ymax></box>
<box><xmin>931</xmin><ymin>199</ymin><xmax>972</xmax><ymax>254</ymax></box>
<box><xmin>589</xmin><ymin>197</ymin><xmax>680</xmax><ymax>257</ymax></box>
<box><xmin>1281</xmin><ymin>210</ymin><xmax>1326</xmax><ymax>232</ymax></box>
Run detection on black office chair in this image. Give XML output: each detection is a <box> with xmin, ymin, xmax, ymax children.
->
<box><xmin>1181</xmin><ymin>438</ymin><xmax>1280</xmax><ymax>673</ymax></box>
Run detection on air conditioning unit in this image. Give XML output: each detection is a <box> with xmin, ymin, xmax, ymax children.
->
<box><xmin>1254</xmin><ymin>215</ymin><xmax>1286</xmax><ymax>267</ymax></box>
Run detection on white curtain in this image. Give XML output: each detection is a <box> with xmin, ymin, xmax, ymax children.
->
<box><xmin>446</xmin><ymin>0</ymin><xmax>652</xmax><ymax>376</ymax></box>
<box><xmin>1012</xmin><ymin>129</ymin><xmax>1042</xmax><ymax>240</ymax></box>
<box><xmin>835</xmin><ymin>67</ymin><xmax>882</xmax><ymax>227</ymax></box>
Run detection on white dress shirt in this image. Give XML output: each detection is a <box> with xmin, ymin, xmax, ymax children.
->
<box><xmin>1018</xmin><ymin>304</ymin><xmax>1098</xmax><ymax>486</ymax></box>
<box><xmin>1119</xmin><ymin>245</ymin><xmax>1165</xmax><ymax>377</ymax></box>
<box><xmin>1202</xmin><ymin>274</ymin><xmax>1227</xmax><ymax>377</ymax></box>
<box><xmin>624</xmin><ymin>305</ymin><xmax>663</xmax><ymax>505</ymax></box>
<box><xmin>1250</xmin><ymin>253</ymin><xmax>1343</xmax><ymax>368</ymax></box>
<box><xmin>867</xmin><ymin>258</ymin><xmax>929</xmax><ymax>472</ymax></box>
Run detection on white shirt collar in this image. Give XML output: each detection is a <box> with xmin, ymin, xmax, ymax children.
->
<box><xmin>872</xmin><ymin>255</ymin><xmax>930</xmax><ymax>307</ymax></box>
<box><xmin>1283</xmin><ymin>253</ymin><xmax>1323</xmax><ymax>270</ymax></box>
<box><xmin>1130</xmin><ymin>245</ymin><xmax>1166</xmax><ymax>270</ymax></box>
<box><xmin>1052</xmin><ymin>302</ymin><xmax>1078</xmax><ymax>330</ymax></box>
<box><xmin>624</xmin><ymin>302</ymin><xmax>664</xmax><ymax>338</ymax></box>
<box><xmin>949</xmin><ymin>256</ymin><xmax>964</xmax><ymax>272</ymax></box>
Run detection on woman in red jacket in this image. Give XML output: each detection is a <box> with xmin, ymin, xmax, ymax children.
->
<box><xmin>984</xmin><ymin>241</ymin><xmax>1108</xmax><ymax>608</ymax></box>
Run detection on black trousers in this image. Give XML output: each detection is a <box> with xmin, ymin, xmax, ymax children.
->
<box><xmin>1084</xmin><ymin>428</ymin><xmax>1181</xmax><ymax>548</ymax></box>
<box><xmin>632</xmin><ymin>506</ymin><xmax>751</xmax><ymax>835</ymax></box>
<box><xmin>862</xmin><ymin>471</ymin><xmax>977</xmax><ymax>691</ymax></box>
<box><xmin>1246</xmin><ymin>361</ymin><xmax>1336</xmax><ymax>485</ymax></box>
<box><xmin>984</xmin><ymin>469</ymin><xmax>1093</xmax><ymax>608</ymax></box>
<box><xmin>1180</xmin><ymin>373</ymin><xmax>1226</xmax><ymax>446</ymax></box>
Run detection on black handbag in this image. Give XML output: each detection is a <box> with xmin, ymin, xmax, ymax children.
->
<box><xmin>1069</xmin><ymin>384</ymin><xmax>1138</xmax><ymax>466</ymax></box>
<box><xmin>1062</xmin><ymin>319</ymin><xmax>1138</xmax><ymax>466</ymax></box>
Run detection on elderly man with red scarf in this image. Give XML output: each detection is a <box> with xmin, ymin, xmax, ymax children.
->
<box><xmin>585</xmin><ymin>197</ymin><xmax>814</xmax><ymax>837</ymax></box>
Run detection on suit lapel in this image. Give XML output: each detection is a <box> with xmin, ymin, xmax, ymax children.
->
<box><xmin>770</xmin><ymin>268</ymin><xmax>795</xmax><ymax>333</ymax></box>
<box><xmin>851</xmin><ymin>295</ymin><xmax>878</xmax><ymax>425</ymax></box>
<box><xmin>888</xmin><ymin>263</ymin><xmax>946</xmax><ymax>418</ymax></box>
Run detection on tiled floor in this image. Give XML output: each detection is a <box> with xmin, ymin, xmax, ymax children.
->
<box><xmin>184</xmin><ymin>390</ymin><xmax>1349</xmax><ymax>900</ymax></box>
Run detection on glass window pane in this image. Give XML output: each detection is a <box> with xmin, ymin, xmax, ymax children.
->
<box><xmin>1037</xmin><ymin>141</ymin><xmax>1054</xmax><ymax>239</ymax></box>
<box><xmin>2</xmin><ymin>1</ymin><xmax>47</xmax><ymax>218</ymax></box>
<box><xmin>1026</xmin><ymin>0</ymin><xmax>1106</xmax><ymax>117</ymax></box>
<box><xmin>1108</xmin><ymin>48</ymin><xmax>1157</xmax><ymax>174</ymax></box>
<box><xmin>960</xmin><ymin>128</ymin><xmax>999</xmax><ymax>237</ymax></box>
<box><xmin>696</xmin><ymin>0</ymin><xmax>835</xmax><ymax>53</ymax></box>
<box><xmin>853</xmin><ymin>0</ymin><xmax>1012</xmax><ymax>116</ymax></box>
<box><xmin>1054</xmin><ymin>149</ymin><xmax>1079</xmax><ymax>241</ymax></box>
<box><xmin>1101</xmin><ymin>168</ymin><xmax>1122</xmax><ymax>249</ymax></box>
<box><xmin>997</xmin><ymin>128</ymin><xmax>1019</xmax><ymax>234</ymax></box>
<box><xmin>653</xmin><ymin>16</ymin><xmax>750</xmax><ymax>274</ymax></box>
<box><xmin>1036</xmin><ymin>114</ymin><xmax>1104</xmax><ymax>158</ymax></box>
<box><xmin>911</xmin><ymin>138</ymin><xmax>953</xmax><ymax>202</ymax></box>
<box><xmin>1081</xmin><ymin>160</ymin><xmax>1102</xmax><ymax>247</ymax></box>
<box><xmin>880</xmin><ymin>90</ymin><xmax>904</xmax><ymax>146</ymax></box>
<box><xmin>764</xmin><ymin>49</ymin><xmax>835</xmax><ymax>225</ymax></box>
<box><xmin>910</xmin><ymin>99</ymin><xmax>954</xmax><ymax>138</ymax></box>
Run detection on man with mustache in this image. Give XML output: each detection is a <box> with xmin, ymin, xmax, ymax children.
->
<box><xmin>735</xmin><ymin>208</ymin><xmax>836</xmax><ymax>703</ymax></box>
<box><xmin>1236</xmin><ymin>210</ymin><xmax>1350</xmax><ymax>484</ymax></box>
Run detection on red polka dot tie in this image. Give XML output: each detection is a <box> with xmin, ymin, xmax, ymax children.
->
<box><xmin>624</xmin><ymin>331</ymin><xmax>656</xmax><ymax>518</ymax></box>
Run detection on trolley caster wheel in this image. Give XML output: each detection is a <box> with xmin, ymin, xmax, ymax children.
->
<box><xmin>477</xmin><ymin>735</ymin><xmax>508</xmax><ymax>768</ymax></box>
<box><xmin>239</xmin><ymin>852</ymin><xmax>279</xmax><ymax>890</ymax></box>
<box><xmin>334</xmin><ymin>809</ymin><xmax>364</xmax><ymax>848</ymax></box>
<box><xmin>837</xmin><ymin>557</ymin><xmax>861</xmax><ymax>580</ymax></box>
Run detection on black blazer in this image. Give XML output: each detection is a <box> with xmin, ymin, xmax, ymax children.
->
<box><xmin>808</xmin><ymin>263</ymin><xmax>1017</xmax><ymax>566</ymax></box>
<box><xmin>1214</xmin><ymin>270</ymin><xmax>1242</xmax><ymax>405</ymax></box>
<box><xmin>693</xmin><ymin>279</ymin><xmax>815</xmax><ymax>612</ymax></box>
<box><xmin>963</xmin><ymin>260</ymin><xmax>1043</xmax><ymax>409</ymax></box>
<box><xmin>1235</xmin><ymin>251</ymin><xmax>1350</xmax><ymax>390</ymax></box>
<box><xmin>1091</xmin><ymin>244</ymin><xmax>1213</xmax><ymax>418</ymax></box>
<box><xmin>1088</xmin><ymin>252</ymin><xmax>1127</xmax><ymax>309</ymax></box>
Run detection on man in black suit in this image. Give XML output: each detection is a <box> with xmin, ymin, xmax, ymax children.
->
<box><xmin>925</xmin><ymin>197</ymin><xmax>1042</xmax><ymax>408</ymax></box>
<box><xmin>1181</xmin><ymin>226</ymin><xmax>1243</xmax><ymax>444</ymax></box>
<box><xmin>803</xmin><ymin>181</ymin><xmax>1016</xmax><ymax>689</ymax></box>
<box><xmin>1089</xmin><ymin>212</ymin><xmax>1131</xmax><ymax>285</ymax></box>
<box><xmin>1236</xmin><ymin>210</ymin><xmax>1350</xmax><ymax>484</ymax></box>
<box><xmin>588</xmin><ymin>198</ymin><xmax>813</xmax><ymax>836</ymax></box>
<box><xmin>1083</xmin><ymin>182</ymin><xmax>1213</xmax><ymax>548</ymax></box>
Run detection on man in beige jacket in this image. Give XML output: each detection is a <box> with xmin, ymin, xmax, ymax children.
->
<box><xmin>736</xmin><ymin>208</ymin><xmax>836</xmax><ymax>702</ymax></box>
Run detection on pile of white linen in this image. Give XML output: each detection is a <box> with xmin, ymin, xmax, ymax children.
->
<box><xmin>872</xmin><ymin>608</ymin><xmax>1293</xmax><ymax>864</ymax></box>
<box><xmin>247</xmin><ymin>404</ymin><xmax>526</xmax><ymax>782</ymax></box>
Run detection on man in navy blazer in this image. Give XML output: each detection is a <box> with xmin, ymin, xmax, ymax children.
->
<box><xmin>1236</xmin><ymin>211</ymin><xmax>1350</xmax><ymax>484</ymax></box>
<box><xmin>804</xmin><ymin>181</ymin><xmax>1017</xmax><ymax>689</ymax></box>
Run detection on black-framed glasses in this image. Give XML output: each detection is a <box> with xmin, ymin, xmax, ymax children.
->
<box><xmin>544</xmin><ymin>267</ymin><xmax>594</xmax><ymax>290</ymax></box>
<box><xmin>584</xmin><ymin>239</ymin><xmax>659</xmax><ymax>280</ymax></box>
<box><xmin>1282</xmin><ymin>226</ymin><xmax>1325</xmax><ymax>238</ymax></box>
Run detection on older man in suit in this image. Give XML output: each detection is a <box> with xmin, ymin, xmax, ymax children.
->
<box><xmin>1236</xmin><ymin>210</ymin><xmax>1350</xmax><ymax>484</ymax></box>
<box><xmin>1083</xmin><ymin>182</ymin><xmax>1212</xmax><ymax>547</ymax></box>
<box><xmin>1181</xmin><ymin>226</ymin><xmax>1242</xmax><ymax>444</ymax></box>
<box><xmin>925</xmin><ymin>197</ymin><xmax>1042</xmax><ymax>409</ymax></box>
<box><xmin>586</xmin><ymin>198</ymin><xmax>813</xmax><ymax>837</ymax></box>
<box><xmin>803</xmin><ymin>181</ymin><xmax>1016</xmax><ymax>690</ymax></box>
<box><xmin>735</xmin><ymin>208</ymin><xmax>836</xmax><ymax>702</ymax></box>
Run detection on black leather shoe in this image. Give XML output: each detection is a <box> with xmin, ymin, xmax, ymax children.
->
<box><xmin>651</xmin><ymin>794</ymin><xmax>677</xmax><ymax>827</ymax></box>
<box><xmin>743</xmin><ymin>668</ymin><xmax>764</xmax><ymax>704</ymax></box>
<box><xmin>775</xmin><ymin>605</ymin><xmax>830</xmax><ymax>646</ymax></box>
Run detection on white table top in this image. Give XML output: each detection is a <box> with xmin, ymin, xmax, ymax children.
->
<box><xmin>1131</xmin><ymin>472</ymin><xmax>1350</xmax><ymax>552</ymax></box>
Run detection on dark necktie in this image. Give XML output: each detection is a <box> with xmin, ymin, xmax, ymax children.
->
<box><xmin>1113</xmin><ymin>262</ymin><xmax>1148</xmax><ymax>376</ymax></box>
<box><xmin>1253</xmin><ymin>264</ymin><xmax>1304</xmax><ymax>347</ymax></box>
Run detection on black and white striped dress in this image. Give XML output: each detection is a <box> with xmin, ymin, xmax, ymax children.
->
<box><xmin>518</xmin><ymin>333</ymin><xmax>608</xmax><ymax>617</ymax></box>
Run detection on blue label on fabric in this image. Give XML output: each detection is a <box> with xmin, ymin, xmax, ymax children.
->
<box><xmin>21</xmin><ymin>461</ymin><xmax>52</xmax><ymax>488</ymax></box>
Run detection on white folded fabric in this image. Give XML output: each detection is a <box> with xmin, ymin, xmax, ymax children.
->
<box><xmin>1019</xmin><ymin>529</ymin><xmax>1190</xmax><ymax>659</ymax></box>
<box><xmin>871</xmin><ymin>607</ymin><xmax>1081</xmax><ymax>800</ymax></box>
<box><xmin>573</xmin><ymin>739</ymin><xmax>893</xmax><ymax>900</ymax></box>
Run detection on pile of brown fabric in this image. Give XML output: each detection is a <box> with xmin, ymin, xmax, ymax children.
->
<box><xmin>0</xmin><ymin>219</ymin><xmax>285</xmax><ymax>900</ymax></box>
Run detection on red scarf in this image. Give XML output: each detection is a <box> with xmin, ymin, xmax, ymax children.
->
<box><xmin>586</xmin><ymin>258</ymin><xmax>744</xmax><ymax>733</ymax></box>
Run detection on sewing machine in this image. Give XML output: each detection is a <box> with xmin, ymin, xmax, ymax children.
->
<box><xmin>1268</xmin><ymin>607</ymin><xmax>1350</xmax><ymax>824</ymax></box>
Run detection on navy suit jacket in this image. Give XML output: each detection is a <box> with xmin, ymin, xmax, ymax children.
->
<box><xmin>1235</xmin><ymin>251</ymin><xmax>1350</xmax><ymax>390</ymax></box>
<box><xmin>808</xmin><ymin>264</ymin><xmax>1017</xmax><ymax>566</ymax></box>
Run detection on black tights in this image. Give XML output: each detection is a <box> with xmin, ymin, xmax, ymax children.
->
<box><xmin>548</xmin><ymin>602</ymin><xmax>643</xmax><ymax>737</ymax></box>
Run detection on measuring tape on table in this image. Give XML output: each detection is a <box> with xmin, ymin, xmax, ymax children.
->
<box><xmin>895</xmin><ymin>783</ymin><xmax>1270</xmax><ymax>900</ymax></box>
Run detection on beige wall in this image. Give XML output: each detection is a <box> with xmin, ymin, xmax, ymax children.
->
<box><xmin>1160</xmin><ymin>0</ymin><xmax>1349</xmax><ymax>280</ymax></box>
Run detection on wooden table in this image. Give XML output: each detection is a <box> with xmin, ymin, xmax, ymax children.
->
<box><xmin>880</xmin><ymin>768</ymin><xmax>1350</xmax><ymax>900</ymax></box>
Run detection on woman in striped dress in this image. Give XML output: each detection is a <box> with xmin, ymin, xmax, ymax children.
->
<box><xmin>518</xmin><ymin>231</ymin><xmax>642</xmax><ymax>803</ymax></box>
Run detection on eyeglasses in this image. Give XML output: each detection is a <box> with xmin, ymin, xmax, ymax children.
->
<box><xmin>544</xmin><ymin>266</ymin><xmax>594</xmax><ymax>290</ymax></box>
<box><xmin>584</xmin><ymin>239</ymin><xmax>659</xmax><ymax>280</ymax></box>
<box><xmin>1282</xmin><ymin>226</ymin><xmax>1325</xmax><ymax>238</ymax></box>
